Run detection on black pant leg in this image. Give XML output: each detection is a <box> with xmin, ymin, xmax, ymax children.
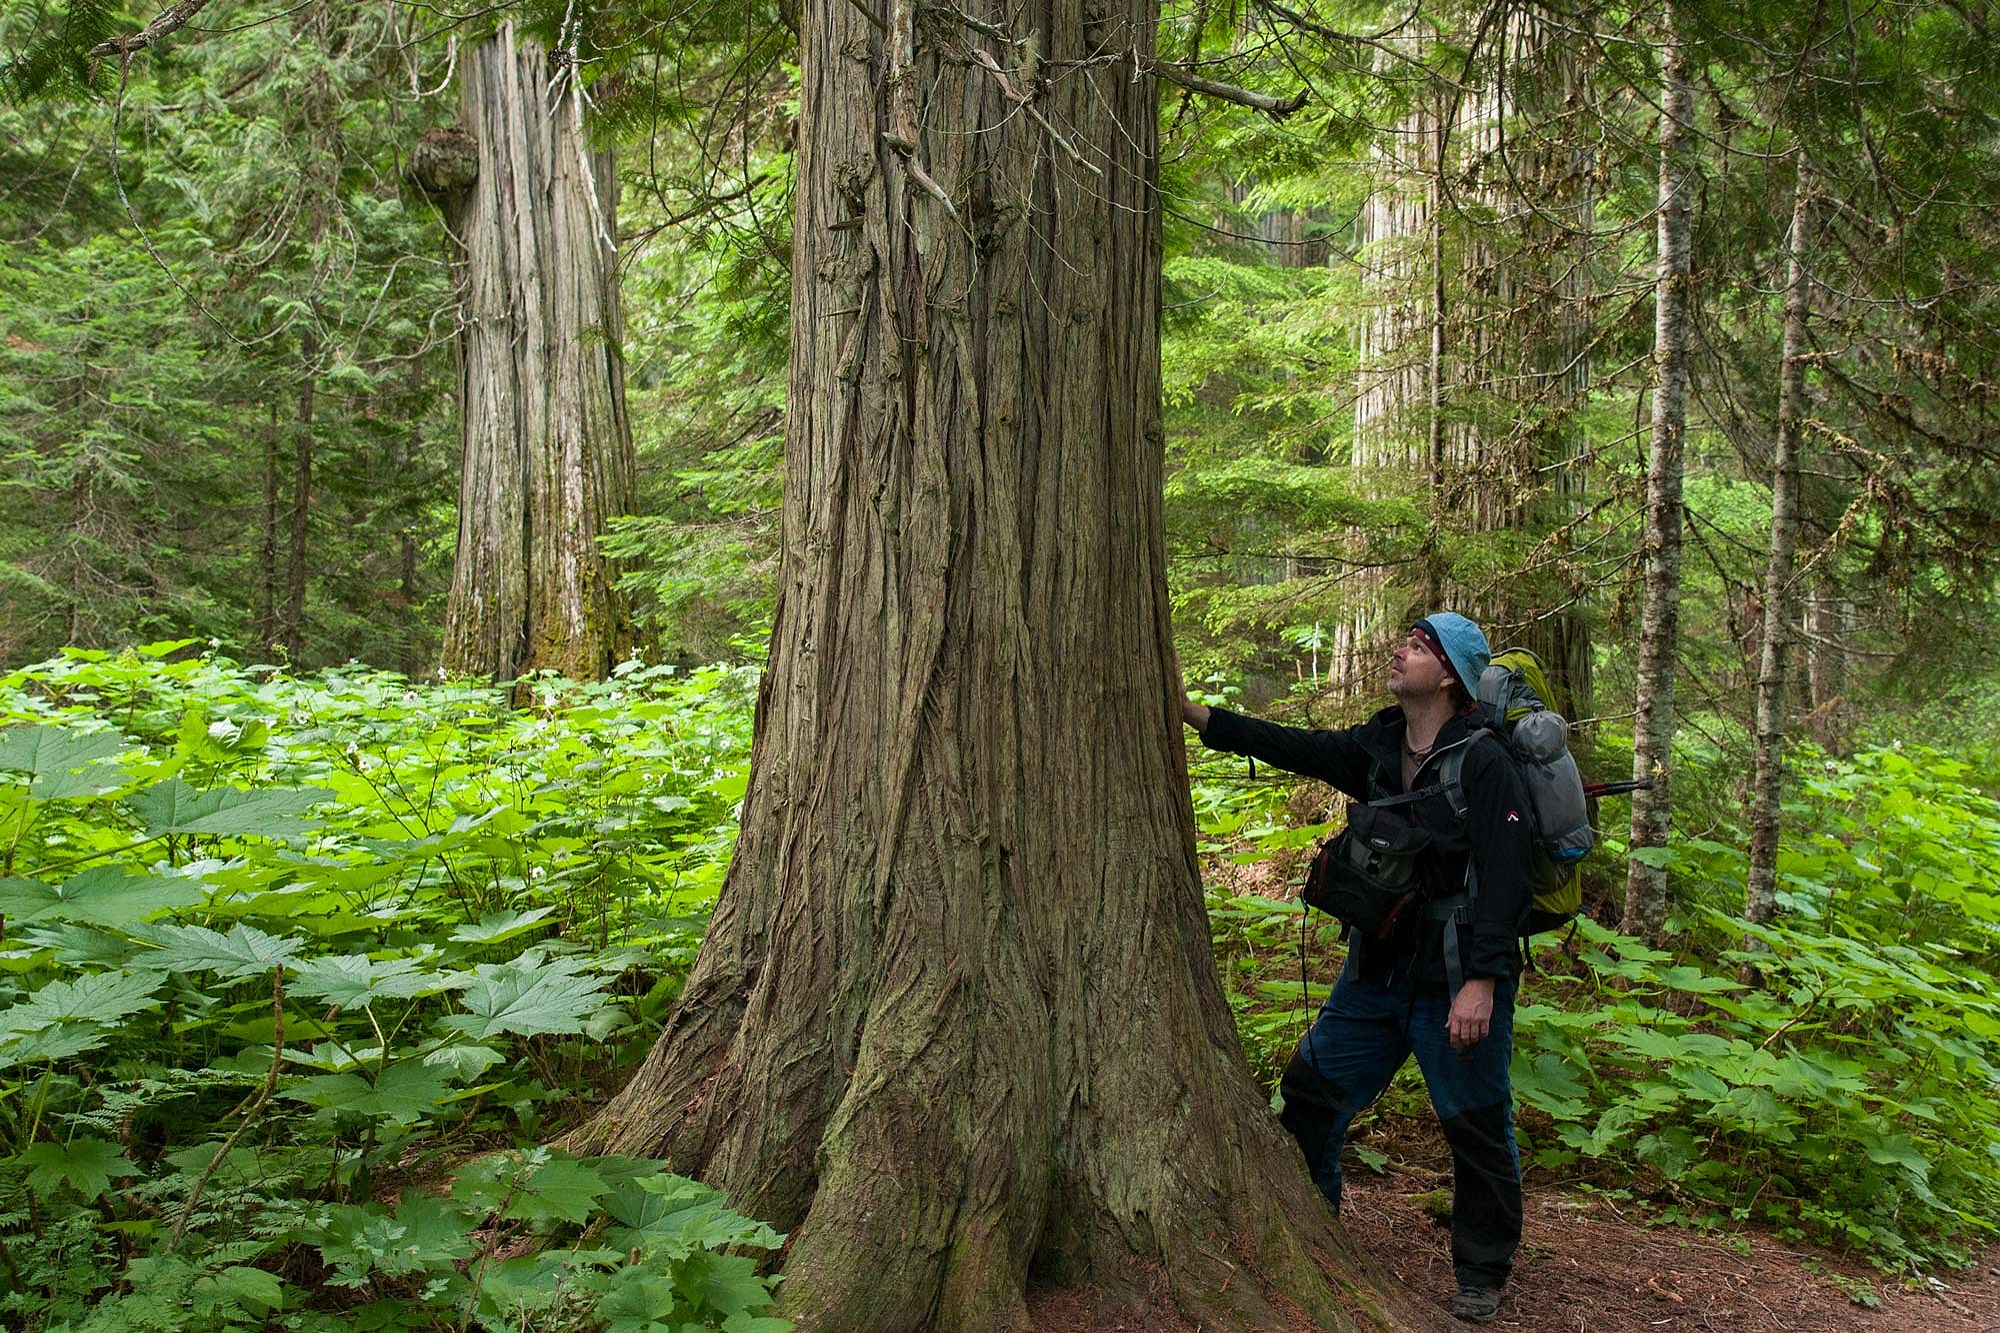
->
<box><xmin>1437</xmin><ymin>1100</ymin><xmax>1522</xmax><ymax>1289</ymax></box>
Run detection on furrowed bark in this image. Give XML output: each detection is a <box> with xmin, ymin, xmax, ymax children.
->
<box><xmin>1347</xmin><ymin>14</ymin><xmax>1593</xmax><ymax>710</ymax></box>
<box><xmin>1742</xmin><ymin>162</ymin><xmax>1816</xmax><ymax>973</ymax></box>
<box><xmin>569</xmin><ymin>4</ymin><xmax>1445</xmax><ymax>1328</ymax></box>
<box><xmin>437</xmin><ymin>27</ymin><xmax>635</xmax><ymax>682</ymax></box>
<box><xmin>1623</xmin><ymin>6</ymin><xmax>1693</xmax><ymax>945</ymax></box>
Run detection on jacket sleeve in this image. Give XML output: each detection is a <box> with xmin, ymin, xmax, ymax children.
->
<box><xmin>1462</xmin><ymin>737</ymin><xmax>1536</xmax><ymax>979</ymax></box>
<box><xmin>1198</xmin><ymin>707</ymin><xmax>1373</xmax><ymax>803</ymax></box>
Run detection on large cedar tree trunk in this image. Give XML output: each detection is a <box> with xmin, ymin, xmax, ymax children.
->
<box><xmin>1622</xmin><ymin>6</ymin><xmax>1693</xmax><ymax>944</ymax></box>
<box><xmin>568</xmin><ymin>4</ymin><xmax>1440</xmax><ymax>1330</ymax></box>
<box><xmin>1743</xmin><ymin>164</ymin><xmax>1816</xmax><ymax>963</ymax></box>
<box><xmin>433</xmin><ymin>25</ymin><xmax>635</xmax><ymax>681</ymax></box>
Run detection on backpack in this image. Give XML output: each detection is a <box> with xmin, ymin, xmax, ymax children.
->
<box><xmin>1433</xmin><ymin>647</ymin><xmax>1593</xmax><ymax>936</ymax></box>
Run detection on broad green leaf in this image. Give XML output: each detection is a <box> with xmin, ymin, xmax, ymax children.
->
<box><xmin>720</xmin><ymin>1314</ymin><xmax>794</xmax><ymax>1333</ymax></box>
<box><xmin>0</xmin><ymin>969</ymin><xmax>165</xmax><ymax>1034</ymax></box>
<box><xmin>597</xmin><ymin>1267</ymin><xmax>685</xmax><ymax>1332</ymax></box>
<box><xmin>0</xmin><ymin>1021</ymin><xmax>121</xmax><ymax>1065</ymax></box>
<box><xmin>310</xmin><ymin>1194</ymin><xmax>477</xmax><ymax>1283</ymax></box>
<box><xmin>288</xmin><ymin>954</ymin><xmax>448</xmax><ymax>1007</ymax></box>
<box><xmin>451</xmin><ymin>1150</ymin><xmax>611</xmax><ymax>1225</ymax></box>
<box><xmin>129</xmin><ymin>778</ymin><xmax>329</xmax><ymax>838</ymax></box>
<box><xmin>1510</xmin><ymin>1052</ymin><xmax>1590</xmax><ymax>1118</ymax></box>
<box><xmin>450</xmin><ymin>905</ymin><xmax>556</xmax><ymax>945</ymax></box>
<box><xmin>20</xmin><ymin>1137</ymin><xmax>141</xmax><ymax>1199</ymax></box>
<box><xmin>694</xmin><ymin>1252</ymin><xmax>783</xmax><ymax>1319</ymax></box>
<box><xmin>193</xmin><ymin>1265</ymin><xmax>285</xmax><ymax>1314</ymax></box>
<box><xmin>422</xmin><ymin>1043</ymin><xmax>504</xmax><ymax>1079</ymax></box>
<box><xmin>143</xmin><ymin>923</ymin><xmax>304</xmax><ymax>977</ymax></box>
<box><xmin>0</xmin><ymin>725</ymin><xmax>129</xmax><ymax>799</ymax></box>
<box><xmin>13</xmin><ymin>922</ymin><xmax>142</xmax><ymax>967</ymax></box>
<box><xmin>0</xmin><ymin>970</ymin><xmax>165</xmax><ymax>1069</ymax></box>
<box><xmin>604</xmin><ymin>1174</ymin><xmax>784</xmax><ymax>1256</ymax></box>
<box><xmin>501</xmin><ymin>1157</ymin><xmax>610</xmax><ymax>1224</ymax></box>
<box><xmin>1656</xmin><ymin>966</ymin><xmax>1743</xmax><ymax>995</ymax></box>
<box><xmin>445</xmin><ymin>955</ymin><xmax>610</xmax><ymax>1040</ymax></box>
<box><xmin>0</xmin><ymin>866</ymin><xmax>205</xmax><ymax>927</ymax></box>
<box><xmin>283</xmin><ymin>1061</ymin><xmax>457</xmax><ymax>1124</ymax></box>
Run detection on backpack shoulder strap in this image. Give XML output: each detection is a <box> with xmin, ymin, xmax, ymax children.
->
<box><xmin>1433</xmin><ymin>727</ymin><xmax>1501</xmax><ymax>823</ymax></box>
<box><xmin>1368</xmin><ymin>732</ymin><xmax>1484</xmax><ymax>811</ymax></box>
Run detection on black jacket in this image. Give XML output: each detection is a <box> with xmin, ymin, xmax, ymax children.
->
<box><xmin>1202</xmin><ymin>703</ymin><xmax>1535</xmax><ymax>986</ymax></box>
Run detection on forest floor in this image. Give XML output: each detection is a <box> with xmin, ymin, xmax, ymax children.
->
<box><xmin>1342</xmin><ymin>1168</ymin><xmax>2000</xmax><ymax>1332</ymax></box>
<box><xmin>1029</xmin><ymin>1166</ymin><xmax>2000</xmax><ymax>1332</ymax></box>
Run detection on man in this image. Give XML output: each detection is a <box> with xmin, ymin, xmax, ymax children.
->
<box><xmin>1182</xmin><ymin>612</ymin><xmax>1533</xmax><ymax>1324</ymax></box>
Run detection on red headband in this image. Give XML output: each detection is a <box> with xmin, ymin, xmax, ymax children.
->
<box><xmin>1410</xmin><ymin>625</ymin><xmax>1455</xmax><ymax>684</ymax></box>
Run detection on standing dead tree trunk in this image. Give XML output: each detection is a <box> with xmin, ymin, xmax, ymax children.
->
<box><xmin>1622</xmin><ymin>5</ymin><xmax>1694</xmax><ymax>944</ymax></box>
<box><xmin>567</xmin><ymin>4</ymin><xmax>1441</xmax><ymax>1330</ymax></box>
<box><xmin>422</xmin><ymin>24</ymin><xmax>636</xmax><ymax>681</ymax></box>
<box><xmin>1347</xmin><ymin>14</ymin><xmax>1594</xmax><ymax>712</ymax></box>
<box><xmin>1742</xmin><ymin>161</ymin><xmax>1816</xmax><ymax>970</ymax></box>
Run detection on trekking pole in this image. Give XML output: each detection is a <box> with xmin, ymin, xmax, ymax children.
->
<box><xmin>1582</xmin><ymin>778</ymin><xmax>1655</xmax><ymax>799</ymax></box>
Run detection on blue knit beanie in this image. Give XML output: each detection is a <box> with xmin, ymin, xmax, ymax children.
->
<box><xmin>1411</xmin><ymin>612</ymin><xmax>1491</xmax><ymax>695</ymax></box>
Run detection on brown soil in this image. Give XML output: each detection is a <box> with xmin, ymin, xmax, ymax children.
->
<box><xmin>1345</xmin><ymin>1172</ymin><xmax>2000</xmax><ymax>1332</ymax></box>
<box><xmin>1025</xmin><ymin>1171</ymin><xmax>2000</xmax><ymax>1332</ymax></box>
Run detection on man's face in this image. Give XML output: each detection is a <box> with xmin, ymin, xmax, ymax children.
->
<box><xmin>1389</xmin><ymin>629</ymin><xmax>1456</xmax><ymax>702</ymax></box>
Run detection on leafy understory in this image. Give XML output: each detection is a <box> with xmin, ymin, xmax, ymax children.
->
<box><xmin>0</xmin><ymin>642</ymin><xmax>778</xmax><ymax>1331</ymax></box>
<box><xmin>4</xmin><ymin>640</ymin><xmax>1998</xmax><ymax>1329</ymax></box>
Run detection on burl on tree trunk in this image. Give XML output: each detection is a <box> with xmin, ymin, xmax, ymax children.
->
<box><xmin>568</xmin><ymin>4</ymin><xmax>1444</xmax><ymax>1330</ymax></box>
<box><xmin>418</xmin><ymin>25</ymin><xmax>636</xmax><ymax>682</ymax></box>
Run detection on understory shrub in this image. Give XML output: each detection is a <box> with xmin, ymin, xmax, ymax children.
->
<box><xmin>0</xmin><ymin>642</ymin><xmax>782</xmax><ymax>1330</ymax></box>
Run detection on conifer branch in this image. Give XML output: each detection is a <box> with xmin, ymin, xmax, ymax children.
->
<box><xmin>1150</xmin><ymin>58</ymin><xmax>1308</xmax><ymax>118</ymax></box>
<box><xmin>87</xmin><ymin>0</ymin><xmax>216</xmax><ymax>63</ymax></box>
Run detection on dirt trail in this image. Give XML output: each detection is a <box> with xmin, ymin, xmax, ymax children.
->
<box><xmin>1344</xmin><ymin>1173</ymin><xmax>2000</xmax><ymax>1332</ymax></box>
<box><xmin>1026</xmin><ymin>1171</ymin><xmax>2000</xmax><ymax>1332</ymax></box>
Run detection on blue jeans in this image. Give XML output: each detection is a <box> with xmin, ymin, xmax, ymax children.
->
<box><xmin>1278</xmin><ymin>957</ymin><xmax>1523</xmax><ymax>1289</ymax></box>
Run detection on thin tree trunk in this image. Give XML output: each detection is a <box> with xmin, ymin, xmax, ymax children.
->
<box><xmin>1623</xmin><ymin>5</ymin><xmax>1693</xmax><ymax>944</ymax></box>
<box><xmin>1742</xmin><ymin>161</ymin><xmax>1816</xmax><ymax>970</ymax></box>
<box><xmin>253</xmin><ymin>399</ymin><xmax>280</xmax><ymax>651</ymax></box>
<box><xmin>280</xmin><ymin>331</ymin><xmax>315</xmax><ymax>659</ymax></box>
<box><xmin>436</xmin><ymin>25</ymin><xmax>635</xmax><ymax>682</ymax></box>
<box><xmin>1803</xmin><ymin>576</ymin><xmax>1847</xmax><ymax>750</ymax></box>
<box><xmin>567</xmin><ymin>4</ymin><xmax>1439</xmax><ymax>1329</ymax></box>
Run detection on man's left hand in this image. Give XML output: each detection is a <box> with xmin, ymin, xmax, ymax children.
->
<box><xmin>1448</xmin><ymin>976</ymin><xmax>1496</xmax><ymax>1051</ymax></box>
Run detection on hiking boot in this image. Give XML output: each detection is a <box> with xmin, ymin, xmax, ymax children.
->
<box><xmin>1449</xmin><ymin>1285</ymin><xmax>1502</xmax><ymax>1323</ymax></box>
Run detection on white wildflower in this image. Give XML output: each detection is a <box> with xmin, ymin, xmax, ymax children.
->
<box><xmin>207</xmin><ymin>719</ymin><xmax>240</xmax><ymax>742</ymax></box>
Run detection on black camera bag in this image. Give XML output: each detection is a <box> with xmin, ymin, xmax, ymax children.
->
<box><xmin>1301</xmin><ymin>800</ymin><xmax>1432</xmax><ymax>935</ymax></box>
